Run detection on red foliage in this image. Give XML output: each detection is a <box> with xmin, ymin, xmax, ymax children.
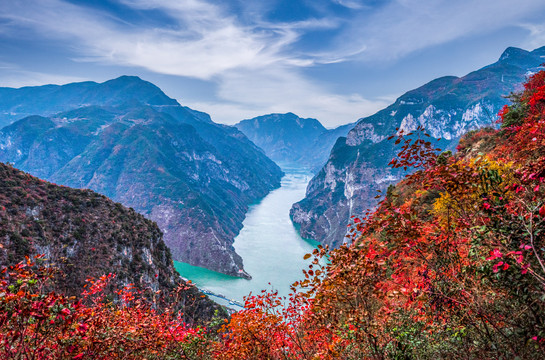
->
<box><xmin>217</xmin><ymin>71</ymin><xmax>545</xmax><ymax>359</ymax></box>
<box><xmin>0</xmin><ymin>256</ymin><xmax>210</xmax><ymax>359</ymax></box>
<box><xmin>5</xmin><ymin>71</ymin><xmax>545</xmax><ymax>360</ymax></box>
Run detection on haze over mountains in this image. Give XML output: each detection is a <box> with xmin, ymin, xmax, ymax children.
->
<box><xmin>235</xmin><ymin>113</ymin><xmax>353</xmax><ymax>171</ymax></box>
<box><xmin>291</xmin><ymin>46</ymin><xmax>545</xmax><ymax>247</ymax></box>
<box><xmin>0</xmin><ymin>76</ymin><xmax>283</xmax><ymax>278</ymax></box>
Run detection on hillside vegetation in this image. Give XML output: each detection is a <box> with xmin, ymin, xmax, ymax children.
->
<box><xmin>0</xmin><ymin>76</ymin><xmax>283</xmax><ymax>277</ymax></box>
<box><xmin>216</xmin><ymin>70</ymin><xmax>545</xmax><ymax>359</ymax></box>
<box><xmin>2</xmin><ymin>70</ymin><xmax>545</xmax><ymax>360</ymax></box>
<box><xmin>0</xmin><ymin>162</ymin><xmax>223</xmax><ymax>324</ymax></box>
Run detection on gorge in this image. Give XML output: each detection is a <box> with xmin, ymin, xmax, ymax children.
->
<box><xmin>0</xmin><ymin>76</ymin><xmax>283</xmax><ymax>278</ymax></box>
<box><xmin>175</xmin><ymin>164</ymin><xmax>319</xmax><ymax>307</ymax></box>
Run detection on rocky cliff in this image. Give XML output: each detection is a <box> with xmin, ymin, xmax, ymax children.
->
<box><xmin>0</xmin><ymin>162</ymin><xmax>223</xmax><ymax>324</ymax></box>
<box><xmin>291</xmin><ymin>46</ymin><xmax>545</xmax><ymax>247</ymax></box>
<box><xmin>0</xmin><ymin>76</ymin><xmax>283</xmax><ymax>278</ymax></box>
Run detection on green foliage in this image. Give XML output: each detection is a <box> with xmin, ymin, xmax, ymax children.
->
<box><xmin>500</xmin><ymin>93</ymin><xmax>528</xmax><ymax>129</ymax></box>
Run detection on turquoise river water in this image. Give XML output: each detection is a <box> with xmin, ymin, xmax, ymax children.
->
<box><xmin>174</xmin><ymin>165</ymin><xmax>320</xmax><ymax>309</ymax></box>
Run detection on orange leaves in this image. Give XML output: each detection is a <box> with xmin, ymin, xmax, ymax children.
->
<box><xmin>216</xmin><ymin>309</ymin><xmax>288</xmax><ymax>359</ymax></box>
<box><xmin>7</xmin><ymin>71</ymin><xmax>544</xmax><ymax>358</ymax></box>
<box><xmin>264</xmin><ymin>71</ymin><xmax>545</xmax><ymax>358</ymax></box>
<box><xmin>210</xmin><ymin>72</ymin><xmax>545</xmax><ymax>358</ymax></box>
<box><xmin>498</xmin><ymin>104</ymin><xmax>510</xmax><ymax>120</ymax></box>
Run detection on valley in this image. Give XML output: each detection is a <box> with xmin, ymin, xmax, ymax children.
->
<box><xmin>2</xmin><ymin>22</ymin><xmax>545</xmax><ymax>355</ymax></box>
<box><xmin>0</xmin><ymin>77</ymin><xmax>283</xmax><ymax>278</ymax></box>
<box><xmin>174</xmin><ymin>164</ymin><xmax>320</xmax><ymax>308</ymax></box>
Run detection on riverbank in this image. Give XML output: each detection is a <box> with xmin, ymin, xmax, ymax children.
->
<box><xmin>174</xmin><ymin>165</ymin><xmax>320</xmax><ymax>308</ymax></box>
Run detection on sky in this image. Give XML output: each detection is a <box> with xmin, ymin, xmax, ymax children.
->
<box><xmin>1</xmin><ymin>0</ymin><xmax>545</xmax><ymax>127</ymax></box>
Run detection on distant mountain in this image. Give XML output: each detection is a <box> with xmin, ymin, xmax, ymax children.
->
<box><xmin>0</xmin><ymin>76</ymin><xmax>283</xmax><ymax>278</ymax></box>
<box><xmin>235</xmin><ymin>113</ymin><xmax>354</xmax><ymax>171</ymax></box>
<box><xmin>291</xmin><ymin>45</ymin><xmax>545</xmax><ymax>247</ymax></box>
<box><xmin>0</xmin><ymin>76</ymin><xmax>181</xmax><ymax>128</ymax></box>
<box><xmin>0</xmin><ymin>162</ymin><xmax>222</xmax><ymax>324</ymax></box>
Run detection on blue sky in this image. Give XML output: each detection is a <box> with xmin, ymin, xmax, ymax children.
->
<box><xmin>1</xmin><ymin>0</ymin><xmax>545</xmax><ymax>127</ymax></box>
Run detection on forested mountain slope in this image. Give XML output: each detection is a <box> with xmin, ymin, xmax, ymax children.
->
<box><xmin>236</xmin><ymin>112</ymin><xmax>353</xmax><ymax>171</ymax></box>
<box><xmin>0</xmin><ymin>162</ymin><xmax>223</xmax><ymax>323</ymax></box>
<box><xmin>291</xmin><ymin>46</ymin><xmax>545</xmax><ymax>247</ymax></box>
<box><xmin>0</xmin><ymin>76</ymin><xmax>283</xmax><ymax>277</ymax></box>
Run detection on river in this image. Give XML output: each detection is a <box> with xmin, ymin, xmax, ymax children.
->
<box><xmin>174</xmin><ymin>165</ymin><xmax>319</xmax><ymax>309</ymax></box>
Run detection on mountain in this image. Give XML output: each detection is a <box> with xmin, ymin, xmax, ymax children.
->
<box><xmin>0</xmin><ymin>75</ymin><xmax>181</xmax><ymax>128</ymax></box>
<box><xmin>290</xmin><ymin>45</ymin><xmax>545</xmax><ymax>247</ymax></box>
<box><xmin>0</xmin><ymin>76</ymin><xmax>283</xmax><ymax>278</ymax></box>
<box><xmin>0</xmin><ymin>162</ymin><xmax>222</xmax><ymax>324</ymax></box>
<box><xmin>235</xmin><ymin>113</ymin><xmax>354</xmax><ymax>171</ymax></box>
<box><xmin>218</xmin><ymin>69</ymin><xmax>545</xmax><ymax>360</ymax></box>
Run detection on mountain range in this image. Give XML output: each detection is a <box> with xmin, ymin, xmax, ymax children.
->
<box><xmin>2</xmin><ymin>46</ymin><xmax>544</xmax><ymax>275</ymax></box>
<box><xmin>291</xmin><ymin>46</ymin><xmax>545</xmax><ymax>247</ymax></box>
<box><xmin>235</xmin><ymin>112</ymin><xmax>353</xmax><ymax>171</ymax></box>
<box><xmin>0</xmin><ymin>76</ymin><xmax>283</xmax><ymax>278</ymax></box>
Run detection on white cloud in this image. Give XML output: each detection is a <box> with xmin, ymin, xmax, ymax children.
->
<box><xmin>0</xmin><ymin>0</ymin><xmax>278</xmax><ymax>79</ymax></box>
<box><xmin>332</xmin><ymin>0</ymin><xmax>366</xmax><ymax>10</ymax></box>
<box><xmin>0</xmin><ymin>0</ymin><xmax>386</xmax><ymax>126</ymax></box>
<box><xmin>0</xmin><ymin>0</ymin><xmax>341</xmax><ymax>80</ymax></box>
<box><xmin>2</xmin><ymin>0</ymin><xmax>544</xmax><ymax>127</ymax></box>
<box><xmin>520</xmin><ymin>24</ymin><xmax>545</xmax><ymax>50</ymax></box>
<box><xmin>0</xmin><ymin>68</ymin><xmax>88</xmax><ymax>88</ymax></box>
<box><xmin>336</xmin><ymin>0</ymin><xmax>545</xmax><ymax>62</ymax></box>
<box><xmin>186</xmin><ymin>66</ymin><xmax>389</xmax><ymax>127</ymax></box>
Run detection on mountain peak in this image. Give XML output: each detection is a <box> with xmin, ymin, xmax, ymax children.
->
<box><xmin>235</xmin><ymin>112</ymin><xmax>352</xmax><ymax>169</ymax></box>
<box><xmin>101</xmin><ymin>75</ymin><xmax>150</xmax><ymax>88</ymax></box>
<box><xmin>98</xmin><ymin>76</ymin><xmax>178</xmax><ymax>105</ymax></box>
<box><xmin>499</xmin><ymin>46</ymin><xmax>530</xmax><ymax>62</ymax></box>
<box><xmin>109</xmin><ymin>75</ymin><xmax>144</xmax><ymax>82</ymax></box>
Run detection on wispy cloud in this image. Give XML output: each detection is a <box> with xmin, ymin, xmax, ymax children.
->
<box><xmin>520</xmin><ymin>23</ymin><xmax>545</xmax><ymax>50</ymax></box>
<box><xmin>0</xmin><ymin>0</ymin><xmax>388</xmax><ymax>125</ymax></box>
<box><xmin>188</xmin><ymin>66</ymin><xmax>390</xmax><ymax>126</ymax></box>
<box><xmin>1</xmin><ymin>0</ymin><xmax>544</xmax><ymax>126</ymax></box>
<box><xmin>0</xmin><ymin>0</ymin><xmax>275</xmax><ymax>79</ymax></box>
<box><xmin>0</xmin><ymin>65</ymin><xmax>87</xmax><ymax>88</ymax></box>
<box><xmin>331</xmin><ymin>0</ymin><xmax>367</xmax><ymax>10</ymax></box>
<box><xmin>335</xmin><ymin>0</ymin><xmax>545</xmax><ymax>62</ymax></box>
<box><xmin>0</xmin><ymin>0</ymin><xmax>343</xmax><ymax>79</ymax></box>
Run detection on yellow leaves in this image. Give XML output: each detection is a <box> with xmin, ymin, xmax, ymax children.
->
<box><xmin>431</xmin><ymin>192</ymin><xmax>455</xmax><ymax>227</ymax></box>
<box><xmin>431</xmin><ymin>157</ymin><xmax>516</xmax><ymax>228</ymax></box>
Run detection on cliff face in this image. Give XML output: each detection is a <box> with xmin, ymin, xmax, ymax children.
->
<box><xmin>291</xmin><ymin>46</ymin><xmax>545</xmax><ymax>247</ymax></box>
<box><xmin>235</xmin><ymin>113</ymin><xmax>354</xmax><ymax>171</ymax></box>
<box><xmin>0</xmin><ymin>76</ymin><xmax>283</xmax><ymax>278</ymax></box>
<box><xmin>0</xmin><ymin>162</ymin><xmax>223</xmax><ymax>323</ymax></box>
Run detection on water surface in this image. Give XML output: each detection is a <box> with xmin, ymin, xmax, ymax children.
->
<box><xmin>174</xmin><ymin>165</ymin><xmax>319</xmax><ymax>307</ymax></box>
